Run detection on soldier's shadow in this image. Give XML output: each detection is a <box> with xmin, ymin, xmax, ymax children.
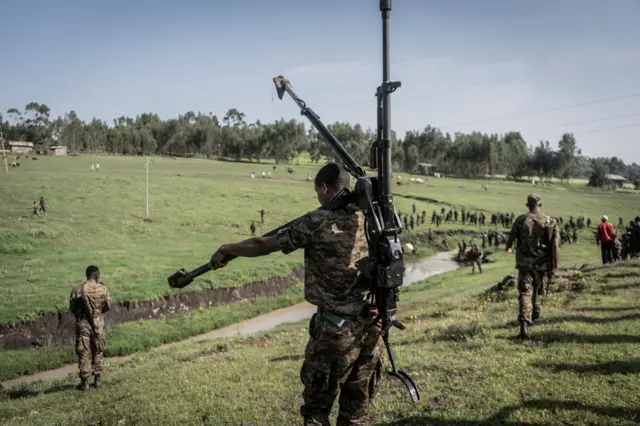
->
<box><xmin>3</xmin><ymin>383</ymin><xmax>76</xmax><ymax>400</ymax></box>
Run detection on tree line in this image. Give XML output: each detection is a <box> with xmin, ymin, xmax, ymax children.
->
<box><xmin>1</xmin><ymin>102</ymin><xmax>638</xmax><ymax>188</ymax></box>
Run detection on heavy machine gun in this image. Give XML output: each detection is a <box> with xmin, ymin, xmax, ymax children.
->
<box><xmin>167</xmin><ymin>0</ymin><xmax>419</xmax><ymax>403</ymax></box>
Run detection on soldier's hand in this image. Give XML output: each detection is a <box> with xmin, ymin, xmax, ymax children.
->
<box><xmin>210</xmin><ymin>246</ymin><xmax>230</xmax><ymax>269</ymax></box>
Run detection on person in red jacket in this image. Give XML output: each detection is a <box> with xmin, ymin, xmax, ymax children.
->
<box><xmin>596</xmin><ymin>215</ymin><xmax>617</xmax><ymax>264</ymax></box>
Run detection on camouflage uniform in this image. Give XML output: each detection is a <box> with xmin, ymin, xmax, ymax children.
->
<box><xmin>466</xmin><ymin>245</ymin><xmax>483</xmax><ymax>273</ymax></box>
<box><xmin>277</xmin><ymin>204</ymin><xmax>384</xmax><ymax>426</ymax></box>
<box><xmin>505</xmin><ymin>195</ymin><xmax>559</xmax><ymax>328</ymax></box>
<box><xmin>69</xmin><ymin>279</ymin><xmax>111</xmax><ymax>381</ymax></box>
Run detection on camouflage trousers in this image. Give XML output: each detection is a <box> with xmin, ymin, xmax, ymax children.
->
<box><xmin>471</xmin><ymin>258</ymin><xmax>482</xmax><ymax>274</ymax></box>
<box><xmin>517</xmin><ymin>270</ymin><xmax>546</xmax><ymax>325</ymax></box>
<box><xmin>300</xmin><ymin>312</ymin><xmax>384</xmax><ymax>426</ymax></box>
<box><xmin>75</xmin><ymin>323</ymin><xmax>106</xmax><ymax>379</ymax></box>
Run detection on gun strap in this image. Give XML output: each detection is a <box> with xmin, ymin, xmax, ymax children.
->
<box><xmin>317</xmin><ymin>307</ymin><xmax>359</xmax><ymax>328</ymax></box>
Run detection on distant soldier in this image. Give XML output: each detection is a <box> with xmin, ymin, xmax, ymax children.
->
<box><xmin>481</xmin><ymin>233</ymin><xmax>487</xmax><ymax>249</ymax></box>
<box><xmin>69</xmin><ymin>265</ymin><xmax>112</xmax><ymax>391</ymax></box>
<box><xmin>421</xmin><ymin>210</ymin><xmax>426</xmax><ymax>224</ymax></box>
<box><xmin>403</xmin><ymin>215</ymin><xmax>409</xmax><ymax>230</ymax></box>
<box><xmin>436</xmin><ymin>215</ymin><xmax>442</xmax><ymax>227</ymax></box>
<box><xmin>428</xmin><ymin>228</ymin><xmax>434</xmax><ymax>242</ymax></box>
<box><xmin>572</xmin><ymin>229</ymin><xmax>578</xmax><ymax>244</ymax></box>
<box><xmin>259</xmin><ymin>209</ymin><xmax>265</xmax><ymax>224</ymax></box>
<box><xmin>410</xmin><ymin>215</ymin><xmax>415</xmax><ymax>230</ymax></box>
<box><xmin>494</xmin><ymin>232</ymin><xmax>502</xmax><ymax>248</ymax></box>
<box><xmin>466</xmin><ymin>244</ymin><xmax>484</xmax><ymax>274</ymax></box>
<box><xmin>39</xmin><ymin>197</ymin><xmax>46</xmax><ymax>214</ymax></box>
<box><xmin>431</xmin><ymin>210</ymin><xmax>436</xmax><ymax>223</ymax></box>
<box><xmin>619</xmin><ymin>217</ymin><xmax>624</xmax><ymax>228</ymax></box>
<box><xmin>587</xmin><ymin>217</ymin><xmax>592</xmax><ymax>228</ymax></box>
<box><xmin>412</xmin><ymin>203</ymin><xmax>416</xmax><ymax>214</ymax></box>
<box><xmin>505</xmin><ymin>194</ymin><xmax>560</xmax><ymax>339</ymax></box>
<box><xmin>250</xmin><ymin>221</ymin><xmax>256</xmax><ymax>236</ymax></box>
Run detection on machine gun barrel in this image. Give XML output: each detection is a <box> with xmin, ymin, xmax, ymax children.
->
<box><xmin>272</xmin><ymin>76</ymin><xmax>365</xmax><ymax>180</ymax></box>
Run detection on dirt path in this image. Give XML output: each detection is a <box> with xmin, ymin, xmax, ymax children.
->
<box><xmin>3</xmin><ymin>251</ymin><xmax>459</xmax><ymax>389</ymax></box>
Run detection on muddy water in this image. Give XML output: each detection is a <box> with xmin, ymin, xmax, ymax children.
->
<box><xmin>3</xmin><ymin>251</ymin><xmax>458</xmax><ymax>388</ymax></box>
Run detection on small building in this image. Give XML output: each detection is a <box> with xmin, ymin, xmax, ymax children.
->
<box><xmin>8</xmin><ymin>141</ymin><xmax>34</xmax><ymax>154</ymax></box>
<box><xmin>48</xmin><ymin>146</ymin><xmax>68</xmax><ymax>156</ymax></box>
<box><xmin>604</xmin><ymin>174</ymin><xmax>628</xmax><ymax>188</ymax></box>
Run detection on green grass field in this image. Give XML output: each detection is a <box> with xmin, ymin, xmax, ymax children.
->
<box><xmin>1</xmin><ymin>155</ymin><xmax>638</xmax><ymax>393</ymax></box>
<box><xmin>1</xmin><ymin>241</ymin><xmax>637</xmax><ymax>425</ymax></box>
<box><xmin>2</xmin><ymin>155</ymin><xmax>636</xmax><ymax>323</ymax></box>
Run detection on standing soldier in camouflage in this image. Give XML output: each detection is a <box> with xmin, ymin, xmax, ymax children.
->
<box><xmin>505</xmin><ymin>194</ymin><xmax>560</xmax><ymax>339</ymax></box>
<box><xmin>250</xmin><ymin>221</ymin><xmax>256</xmax><ymax>236</ymax></box>
<box><xmin>466</xmin><ymin>244</ymin><xmax>484</xmax><ymax>274</ymax></box>
<box><xmin>69</xmin><ymin>265</ymin><xmax>112</xmax><ymax>391</ymax></box>
<box><xmin>210</xmin><ymin>163</ymin><xmax>384</xmax><ymax>426</ymax></box>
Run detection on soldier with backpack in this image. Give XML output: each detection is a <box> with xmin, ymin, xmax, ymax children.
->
<box><xmin>505</xmin><ymin>194</ymin><xmax>560</xmax><ymax>339</ymax></box>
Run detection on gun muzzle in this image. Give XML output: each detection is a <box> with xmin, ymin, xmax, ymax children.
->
<box><xmin>168</xmin><ymin>269</ymin><xmax>194</xmax><ymax>289</ymax></box>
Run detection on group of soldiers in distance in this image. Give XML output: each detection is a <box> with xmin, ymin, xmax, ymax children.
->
<box><xmin>556</xmin><ymin>214</ymin><xmax>640</xmax><ymax>261</ymax></box>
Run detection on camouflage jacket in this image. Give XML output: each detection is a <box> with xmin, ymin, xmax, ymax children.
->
<box><xmin>69</xmin><ymin>279</ymin><xmax>112</xmax><ymax>333</ymax></box>
<box><xmin>277</xmin><ymin>204</ymin><xmax>369</xmax><ymax>316</ymax></box>
<box><xmin>466</xmin><ymin>246</ymin><xmax>483</xmax><ymax>261</ymax></box>
<box><xmin>505</xmin><ymin>212</ymin><xmax>559</xmax><ymax>271</ymax></box>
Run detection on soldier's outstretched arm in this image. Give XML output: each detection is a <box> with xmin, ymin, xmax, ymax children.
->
<box><xmin>211</xmin><ymin>212</ymin><xmax>322</xmax><ymax>268</ymax></box>
<box><xmin>211</xmin><ymin>235</ymin><xmax>281</xmax><ymax>268</ymax></box>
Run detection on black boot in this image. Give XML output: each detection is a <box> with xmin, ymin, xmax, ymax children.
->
<box><xmin>519</xmin><ymin>321</ymin><xmax>530</xmax><ymax>339</ymax></box>
<box><xmin>77</xmin><ymin>377</ymin><xmax>89</xmax><ymax>391</ymax></box>
<box><xmin>94</xmin><ymin>374</ymin><xmax>101</xmax><ymax>389</ymax></box>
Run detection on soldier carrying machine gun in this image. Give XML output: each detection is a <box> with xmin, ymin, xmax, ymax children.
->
<box><xmin>168</xmin><ymin>2</ymin><xmax>418</xmax><ymax>423</ymax></box>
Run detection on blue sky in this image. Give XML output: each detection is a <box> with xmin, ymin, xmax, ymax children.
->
<box><xmin>1</xmin><ymin>0</ymin><xmax>639</xmax><ymax>162</ymax></box>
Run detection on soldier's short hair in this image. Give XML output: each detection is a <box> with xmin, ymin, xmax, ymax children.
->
<box><xmin>86</xmin><ymin>265</ymin><xmax>100</xmax><ymax>279</ymax></box>
<box><xmin>314</xmin><ymin>163</ymin><xmax>350</xmax><ymax>190</ymax></box>
<box><xmin>526</xmin><ymin>193</ymin><xmax>542</xmax><ymax>208</ymax></box>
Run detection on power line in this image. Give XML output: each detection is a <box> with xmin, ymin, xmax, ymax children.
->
<box><xmin>575</xmin><ymin>122</ymin><xmax>640</xmax><ymax>135</ymax></box>
<box><xmin>539</xmin><ymin>112</ymin><xmax>640</xmax><ymax>129</ymax></box>
<box><xmin>528</xmin><ymin>122</ymin><xmax>640</xmax><ymax>142</ymax></box>
<box><xmin>437</xmin><ymin>93</ymin><xmax>640</xmax><ymax>129</ymax></box>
